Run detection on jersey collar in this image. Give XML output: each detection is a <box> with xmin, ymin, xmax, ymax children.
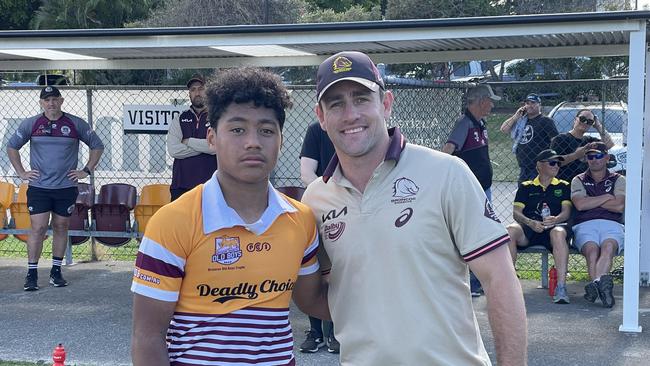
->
<box><xmin>322</xmin><ymin>126</ymin><xmax>406</xmax><ymax>183</ymax></box>
<box><xmin>531</xmin><ymin>176</ymin><xmax>562</xmax><ymax>187</ymax></box>
<box><xmin>201</xmin><ymin>173</ymin><xmax>297</xmax><ymax>235</ymax></box>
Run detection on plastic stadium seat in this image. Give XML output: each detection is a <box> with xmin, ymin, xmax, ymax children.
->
<box><xmin>275</xmin><ymin>186</ymin><xmax>305</xmax><ymax>201</ymax></box>
<box><xmin>0</xmin><ymin>181</ymin><xmax>15</xmax><ymax>241</ymax></box>
<box><xmin>92</xmin><ymin>183</ymin><xmax>137</xmax><ymax>247</ymax></box>
<box><xmin>68</xmin><ymin>183</ymin><xmax>94</xmax><ymax>245</ymax></box>
<box><xmin>134</xmin><ymin>184</ymin><xmax>171</xmax><ymax>236</ymax></box>
<box><xmin>9</xmin><ymin>183</ymin><xmax>31</xmax><ymax>242</ymax></box>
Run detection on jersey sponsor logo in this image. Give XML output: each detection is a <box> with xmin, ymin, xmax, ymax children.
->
<box><xmin>246</xmin><ymin>241</ymin><xmax>271</xmax><ymax>252</ymax></box>
<box><xmin>324</xmin><ymin>222</ymin><xmax>345</xmax><ymax>242</ymax></box>
<box><xmin>484</xmin><ymin>199</ymin><xmax>501</xmax><ymax>223</ymax></box>
<box><xmin>553</xmin><ymin>189</ymin><xmax>563</xmax><ymax>197</ymax></box>
<box><xmin>391</xmin><ymin>177</ymin><xmax>419</xmax><ymax>204</ymax></box>
<box><xmin>197</xmin><ymin>278</ymin><xmax>295</xmax><ymax>303</ymax></box>
<box><xmin>212</xmin><ymin>236</ymin><xmax>243</xmax><ymax>265</ymax></box>
<box><xmin>322</xmin><ymin>206</ymin><xmax>347</xmax><ymax>223</ymax></box>
<box><xmin>181</xmin><ymin>118</ymin><xmax>193</xmax><ymax>123</ymax></box>
<box><xmin>61</xmin><ymin>126</ymin><xmax>71</xmax><ymax>136</ymax></box>
<box><xmin>133</xmin><ymin>268</ymin><xmax>161</xmax><ymax>285</ymax></box>
<box><xmin>518</xmin><ymin>124</ymin><xmax>534</xmax><ymax>145</ymax></box>
<box><xmin>394</xmin><ymin>208</ymin><xmax>413</xmax><ymax>227</ymax></box>
<box><xmin>604</xmin><ymin>179</ymin><xmax>613</xmax><ymax>192</ymax></box>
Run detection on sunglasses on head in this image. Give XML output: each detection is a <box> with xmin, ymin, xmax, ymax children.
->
<box><xmin>586</xmin><ymin>153</ymin><xmax>605</xmax><ymax>160</ymax></box>
<box><xmin>541</xmin><ymin>160</ymin><xmax>560</xmax><ymax>166</ymax></box>
<box><xmin>578</xmin><ymin>116</ymin><xmax>595</xmax><ymax>125</ymax></box>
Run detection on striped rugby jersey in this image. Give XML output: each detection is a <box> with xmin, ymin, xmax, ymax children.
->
<box><xmin>131</xmin><ymin>174</ymin><xmax>319</xmax><ymax>365</ymax></box>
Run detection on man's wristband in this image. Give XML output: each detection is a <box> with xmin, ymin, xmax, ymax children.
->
<box><xmin>82</xmin><ymin>167</ymin><xmax>92</xmax><ymax>175</ymax></box>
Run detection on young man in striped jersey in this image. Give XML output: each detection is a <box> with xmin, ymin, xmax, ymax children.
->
<box><xmin>131</xmin><ymin>68</ymin><xmax>329</xmax><ymax>366</ymax></box>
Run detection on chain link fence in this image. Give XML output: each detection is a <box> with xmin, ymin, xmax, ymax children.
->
<box><xmin>0</xmin><ymin>80</ymin><xmax>626</xmax><ymax>277</ymax></box>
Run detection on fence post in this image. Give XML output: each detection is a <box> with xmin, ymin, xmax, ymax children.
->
<box><xmin>86</xmin><ymin>88</ymin><xmax>98</xmax><ymax>262</ymax></box>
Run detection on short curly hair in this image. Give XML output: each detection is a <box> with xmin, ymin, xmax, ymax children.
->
<box><xmin>205</xmin><ymin>67</ymin><xmax>292</xmax><ymax>130</ymax></box>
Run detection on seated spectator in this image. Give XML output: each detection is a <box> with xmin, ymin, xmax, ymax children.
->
<box><xmin>571</xmin><ymin>142</ymin><xmax>625</xmax><ymax>308</ymax></box>
<box><xmin>506</xmin><ymin>149</ymin><xmax>572</xmax><ymax>304</ymax></box>
<box><xmin>551</xmin><ymin>109</ymin><xmax>614</xmax><ymax>182</ymax></box>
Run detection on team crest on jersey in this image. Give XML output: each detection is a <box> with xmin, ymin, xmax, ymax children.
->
<box><xmin>604</xmin><ymin>179</ymin><xmax>613</xmax><ymax>192</ymax></box>
<box><xmin>61</xmin><ymin>126</ymin><xmax>71</xmax><ymax>136</ymax></box>
<box><xmin>391</xmin><ymin>177</ymin><xmax>419</xmax><ymax>204</ymax></box>
<box><xmin>484</xmin><ymin>199</ymin><xmax>501</xmax><ymax>223</ymax></box>
<box><xmin>212</xmin><ymin>236</ymin><xmax>243</xmax><ymax>265</ymax></box>
<box><xmin>554</xmin><ymin>189</ymin><xmax>563</xmax><ymax>197</ymax></box>
<box><xmin>324</xmin><ymin>222</ymin><xmax>345</xmax><ymax>242</ymax></box>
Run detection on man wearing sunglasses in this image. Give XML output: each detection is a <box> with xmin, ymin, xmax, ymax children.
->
<box><xmin>571</xmin><ymin>142</ymin><xmax>624</xmax><ymax>308</ymax></box>
<box><xmin>551</xmin><ymin>109</ymin><xmax>614</xmax><ymax>182</ymax></box>
<box><xmin>506</xmin><ymin>149</ymin><xmax>572</xmax><ymax>304</ymax></box>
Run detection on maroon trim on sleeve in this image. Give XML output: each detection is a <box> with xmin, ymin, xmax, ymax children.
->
<box><xmin>463</xmin><ymin>234</ymin><xmax>510</xmax><ymax>262</ymax></box>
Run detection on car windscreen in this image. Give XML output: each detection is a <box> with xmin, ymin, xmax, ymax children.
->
<box><xmin>551</xmin><ymin>108</ymin><xmax>626</xmax><ymax>134</ymax></box>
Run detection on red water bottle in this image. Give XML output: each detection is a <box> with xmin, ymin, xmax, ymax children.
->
<box><xmin>549</xmin><ymin>266</ymin><xmax>557</xmax><ymax>296</ymax></box>
<box><xmin>53</xmin><ymin>343</ymin><xmax>66</xmax><ymax>366</ymax></box>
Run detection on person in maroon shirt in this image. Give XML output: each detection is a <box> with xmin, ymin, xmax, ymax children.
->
<box><xmin>571</xmin><ymin>142</ymin><xmax>625</xmax><ymax>308</ymax></box>
<box><xmin>166</xmin><ymin>74</ymin><xmax>217</xmax><ymax>201</ymax></box>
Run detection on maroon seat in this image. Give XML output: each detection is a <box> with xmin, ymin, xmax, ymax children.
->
<box><xmin>68</xmin><ymin>183</ymin><xmax>94</xmax><ymax>245</ymax></box>
<box><xmin>275</xmin><ymin>186</ymin><xmax>305</xmax><ymax>201</ymax></box>
<box><xmin>92</xmin><ymin>183</ymin><xmax>137</xmax><ymax>247</ymax></box>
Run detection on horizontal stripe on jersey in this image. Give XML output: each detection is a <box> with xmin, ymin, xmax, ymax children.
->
<box><xmin>167</xmin><ymin>307</ymin><xmax>294</xmax><ymax>365</ymax></box>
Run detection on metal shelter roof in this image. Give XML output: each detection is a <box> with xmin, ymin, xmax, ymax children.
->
<box><xmin>0</xmin><ymin>10</ymin><xmax>649</xmax><ymax>70</ymax></box>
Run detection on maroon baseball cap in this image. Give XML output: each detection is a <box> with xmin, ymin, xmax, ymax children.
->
<box><xmin>586</xmin><ymin>142</ymin><xmax>608</xmax><ymax>154</ymax></box>
<box><xmin>316</xmin><ymin>51</ymin><xmax>385</xmax><ymax>102</ymax></box>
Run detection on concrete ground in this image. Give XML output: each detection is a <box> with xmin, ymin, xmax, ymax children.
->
<box><xmin>1</xmin><ymin>258</ymin><xmax>649</xmax><ymax>366</ymax></box>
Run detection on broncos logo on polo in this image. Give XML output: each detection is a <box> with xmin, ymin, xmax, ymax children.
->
<box><xmin>393</xmin><ymin>177</ymin><xmax>419</xmax><ymax>198</ymax></box>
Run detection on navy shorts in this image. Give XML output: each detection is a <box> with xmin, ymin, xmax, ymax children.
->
<box><xmin>522</xmin><ymin>225</ymin><xmax>572</xmax><ymax>251</ymax></box>
<box><xmin>27</xmin><ymin>186</ymin><xmax>78</xmax><ymax>217</ymax></box>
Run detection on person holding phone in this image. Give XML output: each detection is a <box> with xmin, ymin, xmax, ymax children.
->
<box><xmin>550</xmin><ymin>109</ymin><xmax>614</xmax><ymax>182</ymax></box>
<box><xmin>501</xmin><ymin>93</ymin><xmax>559</xmax><ymax>183</ymax></box>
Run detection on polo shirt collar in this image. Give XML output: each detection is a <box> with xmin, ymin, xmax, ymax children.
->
<box><xmin>201</xmin><ymin>173</ymin><xmax>296</xmax><ymax>235</ymax></box>
<box><xmin>532</xmin><ymin>176</ymin><xmax>562</xmax><ymax>187</ymax></box>
<box><xmin>464</xmin><ymin>109</ymin><xmax>484</xmax><ymax>127</ymax></box>
<box><xmin>322</xmin><ymin>126</ymin><xmax>406</xmax><ymax>183</ymax></box>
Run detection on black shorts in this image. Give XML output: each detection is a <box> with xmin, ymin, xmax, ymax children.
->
<box><xmin>522</xmin><ymin>225</ymin><xmax>573</xmax><ymax>251</ymax></box>
<box><xmin>27</xmin><ymin>186</ymin><xmax>78</xmax><ymax>217</ymax></box>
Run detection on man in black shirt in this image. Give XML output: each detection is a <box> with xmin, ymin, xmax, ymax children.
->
<box><xmin>501</xmin><ymin>94</ymin><xmax>558</xmax><ymax>183</ymax></box>
<box><xmin>551</xmin><ymin>109</ymin><xmax>614</xmax><ymax>182</ymax></box>
<box><xmin>506</xmin><ymin>149</ymin><xmax>572</xmax><ymax>304</ymax></box>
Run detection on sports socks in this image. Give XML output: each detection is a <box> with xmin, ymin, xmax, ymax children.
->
<box><xmin>52</xmin><ymin>256</ymin><xmax>63</xmax><ymax>272</ymax></box>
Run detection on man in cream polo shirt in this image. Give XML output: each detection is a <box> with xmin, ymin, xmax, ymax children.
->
<box><xmin>302</xmin><ymin>51</ymin><xmax>527</xmax><ymax>366</ymax></box>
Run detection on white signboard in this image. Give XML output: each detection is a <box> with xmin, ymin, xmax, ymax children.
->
<box><xmin>123</xmin><ymin>104</ymin><xmax>186</xmax><ymax>134</ymax></box>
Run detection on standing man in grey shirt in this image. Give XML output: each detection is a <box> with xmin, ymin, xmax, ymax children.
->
<box><xmin>7</xmin><ymin>86</ymin><xmax>104</xmax><ymax>291</ymax></box>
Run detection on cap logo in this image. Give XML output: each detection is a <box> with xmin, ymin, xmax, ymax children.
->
<box><xmin>45</xmin><ymin>86</ymin><xmax>53</xmax><ymax>92</ymax></box>
<box><xmin>332</xmin><ymin>56</ymin><xmax>353</xmax><ymax>74</ymax></box>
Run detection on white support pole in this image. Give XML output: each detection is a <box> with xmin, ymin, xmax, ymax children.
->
<box><xmin>641</xmin><ymin>52</ymin><xmax>650</xmax><ymax>277</ymax></box>
<box><xmin>620</xmin><ymin>21</ymin><xmax>646</xmax><ymax>333</ymax></box>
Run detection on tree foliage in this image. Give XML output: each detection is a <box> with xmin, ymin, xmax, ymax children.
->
<box><xmin>32</xmin><ymin>0</ymin><xmax>162</xmax><ymax>29</ymax></box>
<box><xmin>132</xmin><ymin>0</ymin><xmax>306</xmax><ymax>27</ymax></box>
<box><xmin>304</xmin><ymin>0</ymin><xmax>379</xmax><ymax>12</ymax></box>
<box><xmin>300</xmin><ymin>4</ymin><xmax>381</xmax><ymax>23</ymax></box>
<box><xmin>0</xmin><ymin>0</ymin><xmax>41</xmax><ymax>30</ymax></box>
